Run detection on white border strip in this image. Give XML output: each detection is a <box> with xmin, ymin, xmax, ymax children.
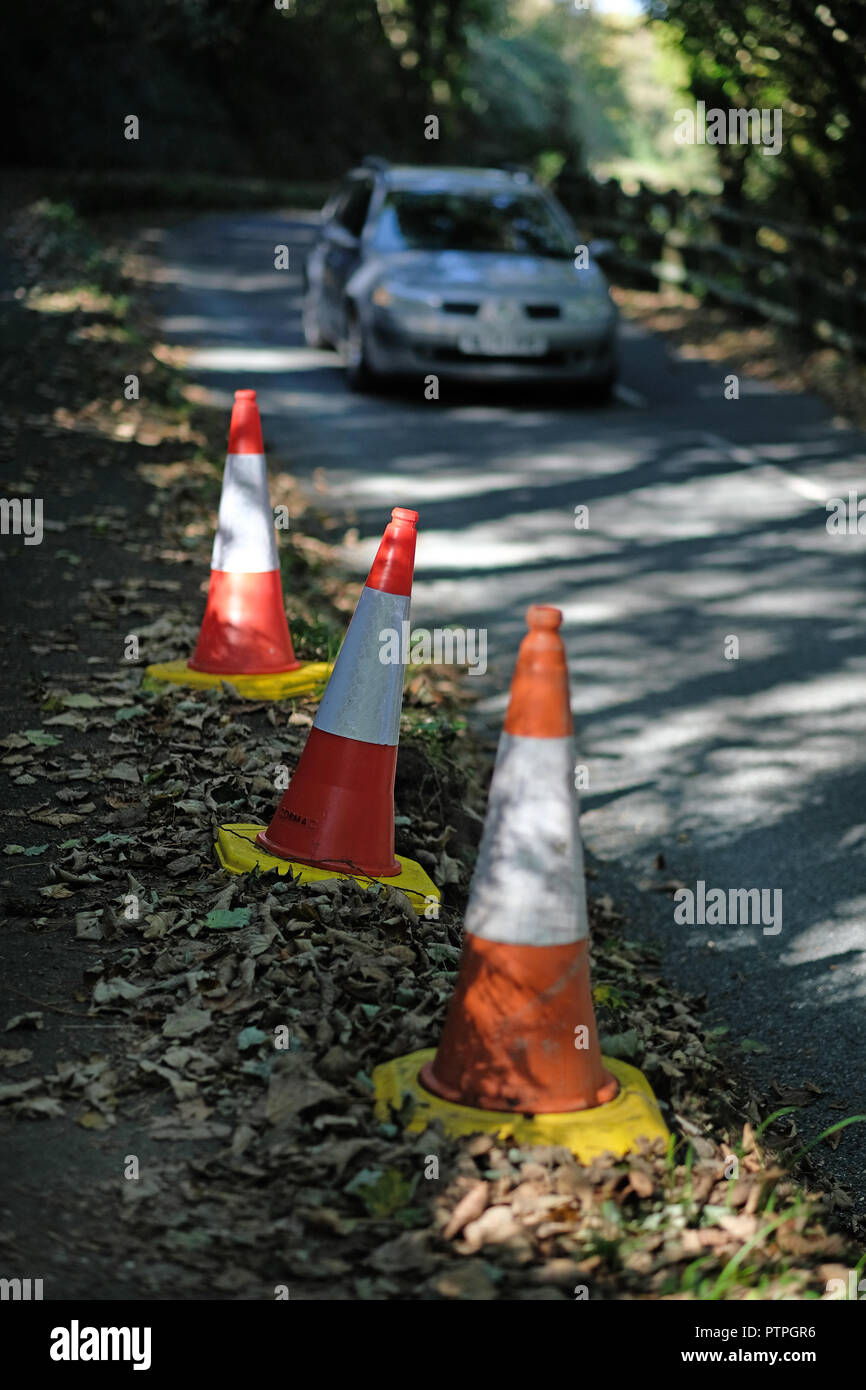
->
<box><xmin>211</xmin><ymin>454</ymin><xmax>279</xmax><ymax>573</ymax></box>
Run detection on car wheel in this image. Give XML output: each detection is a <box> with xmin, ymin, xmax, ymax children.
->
<box><xmin>343</xmin><ymin>308</ymin><xmax>376</xmax><ymax>392</ymax></box>
<box><xmin>302</xmin><ymin>287</ymin><xmax>331</xmax><ymax>350</ymax></box>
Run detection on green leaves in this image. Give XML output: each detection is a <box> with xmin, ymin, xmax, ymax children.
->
<box><xmin>601</xmin><ymin>1028</ymin><xmax>642</xmax><ymax>1061</ymax></box>
<box><xmin>60</xmin><ymin>693</ymin><xmax>102</xmax><ymax>709</ymax></box>
<box><xmin>22</xmin><ymin>729</ymin><xmax>62</xmax><ymax>748</ymax></box>
<box><xmin>114</xmin><ymin>705</ymin><xmax>147</xmax><ymax>721</ymax></box>
<box><xmin>344</xmin><ymin>1167</ymin><xmax>418</xmax><ymax>1220</ymax></box>
<box><xmin>205</xmin><ymin>907</ymin><xmax>252</xmax><ymax>931</ymax></box>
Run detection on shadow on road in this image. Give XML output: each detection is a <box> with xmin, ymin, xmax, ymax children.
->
<box><xmin>152</xmin><ymin>209</ymin><xmax>866</xmax><ymax>1208</ymax></box>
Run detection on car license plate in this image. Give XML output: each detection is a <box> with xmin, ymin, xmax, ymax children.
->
<box><xmin>458</xmin><ymin>332</ymin><xmax>546</xmax><ymax>358</ymax></box>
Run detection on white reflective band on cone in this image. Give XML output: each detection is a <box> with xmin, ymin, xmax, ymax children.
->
<box><xmin>465</xmin><ymin>733</ymin><xmax>589</xmax><ymax>946</ymax></box>
<box><xmin>314</xmin><ymin>587</ymin><xmax>410</xmax><ymax>746</ymax></box>
<box><xmin>211</xmin><ymin>455</ymin><xmax>279</xmax><ymax>573</ymax></box>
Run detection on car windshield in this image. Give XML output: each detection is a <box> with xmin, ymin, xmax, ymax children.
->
<box><xmin>371</xmin><ymin>188</ymin><xmax>573</xmax><ymax>257</ymax></box>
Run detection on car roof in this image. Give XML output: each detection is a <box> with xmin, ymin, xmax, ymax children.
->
<box><xmin>353</xmin><ymin>164</ymin><xmax>539</xmax><ymax>193</ymax></box>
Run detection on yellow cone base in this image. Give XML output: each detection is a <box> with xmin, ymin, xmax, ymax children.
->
<box><xmin>372</xmin><ymin>1051</ymin><xmax>669</xmax><ymax>1163</ymax></box>
<box><xmin>215</xmin><ymin>822</ymin><xmax>441</xmax><ymax>913</ymax></box>
<box><xmin>142</xmin><ymin>658</ymin><xmax>333</xmax><ymax>701</ymax></box>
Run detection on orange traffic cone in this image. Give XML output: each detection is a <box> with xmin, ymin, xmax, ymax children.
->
<box><xmin>373</xmin><ymin>606</ymin><xmax>668</xmax><ymax>1161</ymax></box>
<box><xmin>144</xmin><ymin>390</ymin><xmax>331</xmax><ymax>700</ymax></box>
<box><xmin>214</xmin><ymin>508</ymin><xmax>440</xmax><ymax>912</ymax></box>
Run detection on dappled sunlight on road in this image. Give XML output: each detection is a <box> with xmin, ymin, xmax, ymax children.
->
<box><xmin>185</xmin><ymin>345</ymin><xmax>336</xmax><ymax>372</ymax></box>
<box><xmin>156</xmin><ymin>210</ymin><xmax>866</xmax><ymax>1188</ymax></box>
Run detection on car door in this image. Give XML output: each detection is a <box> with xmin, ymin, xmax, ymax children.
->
<box><xmin>319</xmin><ymin>177</ymin><xmax>374</xmax><ymax>341</ymax></box>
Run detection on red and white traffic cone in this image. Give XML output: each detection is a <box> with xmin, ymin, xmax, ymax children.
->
<box><xmin>373</xmin><ymin>606</ymin><xmax>668</xmax><ymax>1161</ymax></box>
<box><xmin>144</xmin><ymin>389</ymin><xmax>331</xmax><ymax>700</ymax></box>
<box><xmin>215</xmin><ymin>508</ymin><xmax>440</xmax><ymax>912</ymax></box>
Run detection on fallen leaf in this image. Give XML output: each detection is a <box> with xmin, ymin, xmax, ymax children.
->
<box><xmin>19</xmin><ymin>1095</ymin><xmax>64</xmax><ymax>1118</ymax></box>
<box><xmin>0</xmin><ymin>1078</ymin><xmax>43</xmax><ymax>1103</ymax></box>
<box><xmin>367</xmin><ymin>1230</ymin><xmax>436</xmax><ymax>1275</ymax></box>
<box><xmin>105</xmin><ymin>762</ymin><xmax>140</xmax><ymax>784</ymax></box>
<box><xmin>0</xmin><ymin>1048</ymin><xmax>32</xmax><ymax>1067</ymax></box>
<box><xmin>206</xmin><ymin>908</ymin><xmax>252</xmax><ymax>931</ymax></box>
<box><xmin>427</xmin><ymin>1262</ymin><xmax>499</xmax><ymax>1300</ymax></box>
<box><xmin>629</xmin><ymin>1169</ymin><xmax>656</xmax><ymax>1199</ymax></box>
<box><xmin>4</xmin><ymin>1013</ymin><xmax>44</xmax><ymax>1032</ymax></box>
<box><xmin>443</xmin><ymin>1181</ymin><xmax>490</xmax><ymax>1239</ymax></box>
<box><xmin>22</xmin><ymin>730</ymin><xmax>62</xmax><ymax>748</ymax></box>
<box><xmin>75</xmin><ymin>912</ymin><xmax>104</xmax><ymax>941</ymax></box>
<box><xmin>93</xmin><ymin>977</ymin><xmax>145</xmax><ymax>1004</ymax></box>
<box><xmin>77</xmin><ymin>1110</ymin><xmax>112</xmax><ymax>1130</ymax></box>
<box><xmin>265</xmin><ymin>1055</ymin><xmax>339</xmax><ymax>1128</ymax></box>
<box><xmin>461</xmin><ymin>1204</ymin><xmax>522</xmax><ymax>1252</ymax></box>
<box><xmin>162</xmin><ymin>1007</ymin><xmax>212</xmax><ymax>1040</ymax></box>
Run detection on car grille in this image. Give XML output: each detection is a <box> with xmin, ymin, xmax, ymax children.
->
<box><xmin>441</xmin><ymin>301</ymin><xmax>562</xmax><ymax>319</ymax></box>
<box><xmin>524</xmin><ymin>304</ymin><xmax>561</xmax><ymax>319</ymax></box>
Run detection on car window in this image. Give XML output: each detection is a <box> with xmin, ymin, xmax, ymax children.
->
<box><xmin>335</xmin><ymin>180</ymin><xmax>373</xmax><ymax>238</ymax></box>
<box><xmin>370</xmin><ymin>189</ymin><xmax>573</xmax><ymax>257</ymax></box>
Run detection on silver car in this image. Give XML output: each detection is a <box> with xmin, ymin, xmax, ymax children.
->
<box><xmin>302</xmin><ymin>160</ymin><xmax>618</xmax><ymax>397</ymax></box>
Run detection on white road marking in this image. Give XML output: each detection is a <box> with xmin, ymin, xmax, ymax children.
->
<box><xmin>614</xmin><ymin>383</ymin><xmax>648</xmax><ymax>409</ymax></box>
<box><xmin>700</xmin><ymin>432</ymin><xmax>831</xmax><ymax>505</ymax></box>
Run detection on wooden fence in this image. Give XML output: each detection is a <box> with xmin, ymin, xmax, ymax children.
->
<box><xmin>555</xmin><ymin>173</ymin><xmax>866</xmax><ymax>358</ymax></box>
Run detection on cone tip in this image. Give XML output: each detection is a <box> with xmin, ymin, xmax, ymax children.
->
<box><xmin>366</xmin><ymin>508</ymin><xmax>418</xmax><ymax>594</ymax></box>
<box><xmin>527</xmin><ymin>605</ymin><xmax>562</xmax><ymax>632</ymax></box>
<box><xmin>228</xmin><ymin>389</ymin><xmax>264</xmax><ymax>454</ymax></box>
<box><xmin>503</xmin><ymin>604</ymin><xmax>572</xmax><ymax>738</ymax></box>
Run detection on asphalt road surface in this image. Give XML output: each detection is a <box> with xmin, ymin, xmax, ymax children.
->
<box><xmin>153</xmin><ymin>210</ymin><xmax>866</xmax><ymax>1211</ymax></box>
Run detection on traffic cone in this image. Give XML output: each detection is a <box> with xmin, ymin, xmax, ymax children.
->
<box><xmin>373</xmin><ymin>606</ymin><xmax>668</xmax><ymax>1162</ymax></box>
<box><xmin>214</xmin><ymin>507</ymin><xmax>440</xmax><ymax>913</ymax></box>
<box><xmin>144</xmin><ymin>389</ymin><xmax>331</xmax><ymax>700</ymax></box>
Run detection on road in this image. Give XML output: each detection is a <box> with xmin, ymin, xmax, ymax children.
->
<box><xmin>153</xmin><ymin>209</ymin><xmax>866</xmax><ymax>1210</ymax></box>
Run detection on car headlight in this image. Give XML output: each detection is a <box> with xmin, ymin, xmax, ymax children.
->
<box><xmin>372</xmin><ymin>283</ymin><xmax>440</xmax><ymax>310</ymax></box>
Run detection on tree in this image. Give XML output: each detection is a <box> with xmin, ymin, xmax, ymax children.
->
<box><xmin>650</xmin><ymin>0</ymin><xmax>866</xmax><ymax>220</ymax></box>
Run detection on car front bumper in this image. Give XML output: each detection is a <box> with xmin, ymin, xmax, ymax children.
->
<box><xmin>365</xmin><ymin>305</ymin><xmax>618</xmax><ymax>382</ymax></box>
